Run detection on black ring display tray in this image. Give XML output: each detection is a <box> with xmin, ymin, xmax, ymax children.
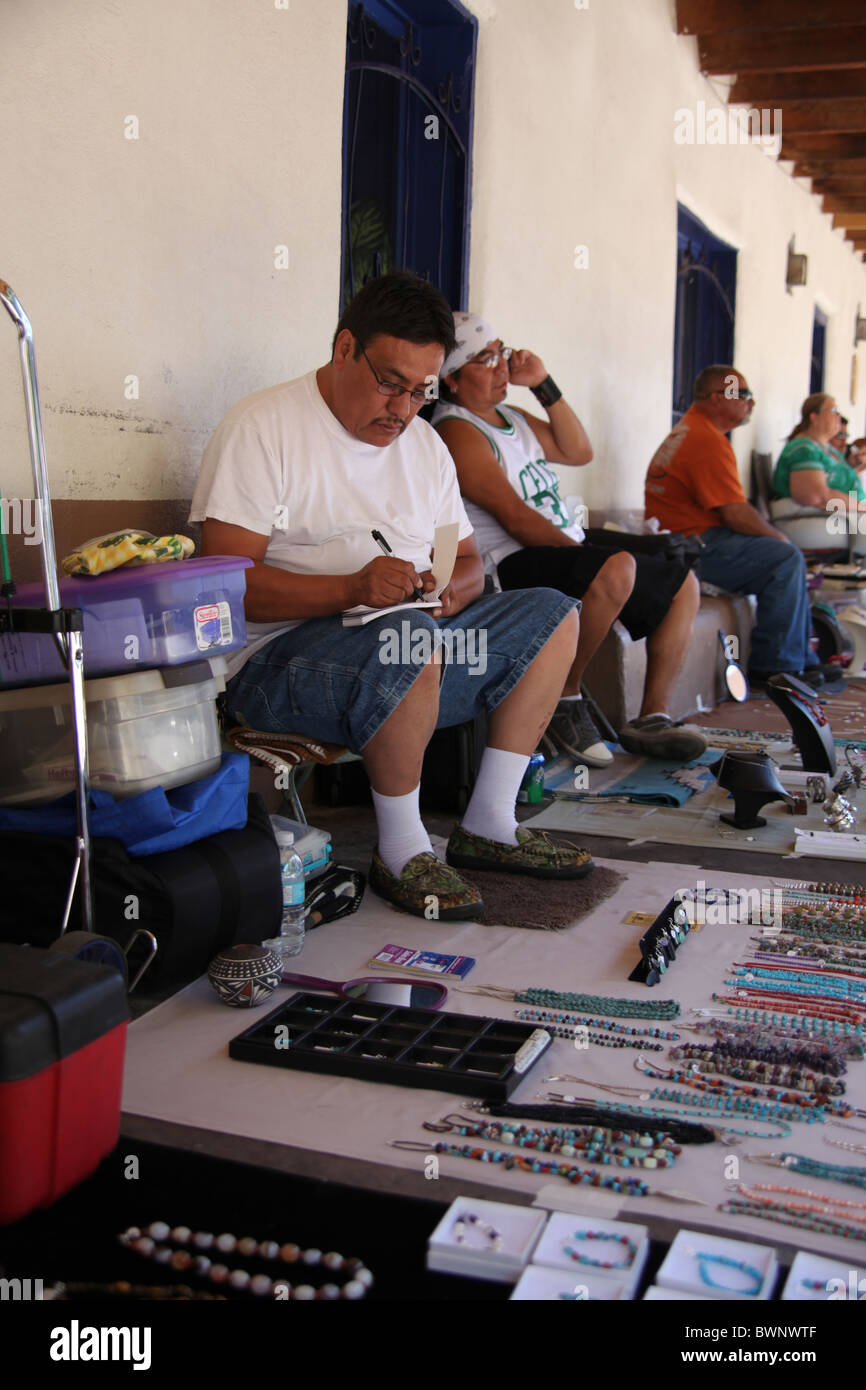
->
<box><xmin>228</xmin><ymin>991</ymin><xmax>552</xmax><ymax>1100</ymax></box>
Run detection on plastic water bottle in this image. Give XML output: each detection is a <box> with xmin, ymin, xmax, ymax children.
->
<box><xmin>264</xmin><ymin>830</ymin><xmax>305</xmax><ymax>960</ymax></box>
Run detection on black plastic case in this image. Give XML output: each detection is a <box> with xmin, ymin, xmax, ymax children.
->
<box><xmin>228</xmin><ymin>992</ymin><xmax>551</xmax><ymax>1099</ymax></box>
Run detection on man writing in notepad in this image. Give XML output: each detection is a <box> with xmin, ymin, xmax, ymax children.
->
<box><xmin>190</xmin><ymin>272</ymin><xmax>593</xmax><ymax>922</ymax></box>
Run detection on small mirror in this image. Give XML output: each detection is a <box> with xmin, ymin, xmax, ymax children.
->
<box><xmin>718</xmin><ymin>629</ymin><xmax>750</xmax><ymax>702</ymax></box>
<box><xmin>282</xmin><ymin>972</ymin><xmax>448</xmax><ymax>1009</ymax></box>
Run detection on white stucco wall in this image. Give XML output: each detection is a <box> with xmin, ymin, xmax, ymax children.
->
<box><xmin>1</xmin><ymin>0</ymin><xmax>864</xmax><ymax>517</ymax></box>
<box><xmin>465</xmin><ymin>0</ymin><xmax>866</xmax><ymax>511</ymax></box>
<box><xmin>0</xmin><ymin>0</ymin><xmax>346</xmax><ymax>502</ymax></box>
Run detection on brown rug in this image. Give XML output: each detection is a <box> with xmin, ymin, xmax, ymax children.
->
<box><xmin>458</xmin><ymin>863</ymin><xmax>625</xmax><ymax>930</ymax></box>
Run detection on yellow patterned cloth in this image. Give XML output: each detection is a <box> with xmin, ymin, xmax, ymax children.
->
<box><xmin>62</xmin><ymin>530</ymin><xmax>195</xmax><ymax>577</ymax></box>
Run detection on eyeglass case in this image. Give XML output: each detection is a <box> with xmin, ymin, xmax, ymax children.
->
<box><xmin>0</xmin><ymin>943</ymin><xmax>128</xmax><ymax>1225</ymax></box>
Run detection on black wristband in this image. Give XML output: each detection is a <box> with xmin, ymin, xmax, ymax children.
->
<box><xmin>530</xmin><ymin>375</ymin><xmax>562</xmax><ymax>409</ymax></box>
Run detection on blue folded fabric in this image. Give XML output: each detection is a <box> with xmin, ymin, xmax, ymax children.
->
<box><xmin>0</xmin><ymin>752</ymin><xmax>250</xmax><ymax>855</ymax></box>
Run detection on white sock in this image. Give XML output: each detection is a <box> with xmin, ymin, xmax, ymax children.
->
<box><xmin>559</xmin><ymin>692</ymin><xmax>582</xmax><ymax>703</ymax></box>
<box><xmin>371</xmin><ymin>785</ymin><xmax>433</xmax><ymax>878</ymax></box>
<box><xmin>459</xmin><ymin>747</ymin><xmax>527</xmax><ymax>846</ymax></box>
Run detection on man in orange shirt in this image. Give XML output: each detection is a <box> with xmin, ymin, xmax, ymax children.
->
<box><xmin>646</xmin><ymin>364</ymin><xmax>827</xmax><ymax>686</ymax></box>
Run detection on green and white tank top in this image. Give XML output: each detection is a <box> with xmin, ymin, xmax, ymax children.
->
<box><xmin>432</xmin><ymin>401</ymin><xmax>584</xmax><ymax>573</ymax></box>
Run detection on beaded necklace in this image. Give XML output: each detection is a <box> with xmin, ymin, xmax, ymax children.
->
<box><xmin>562</xmin><ymin>1072</ymin><xmax>835</xmax><ymax>1123</ymax></box>
<box><xmin>751</xmin><ymin>1151</ymin><xmax>866</xmax><ymax>1189</ymax></box>
<box><xmin>735</xmin><ymin>1181</ymin><xmax>866</xmax><ymax>1224</ymax></box>
<box><xmin>542</xmin><ymin>1091</ymin><xmax>792</xmax><ymax>1141</ymax></box>
<box><xmin>118</xmin><ymin>1224</ymin><xmax>373</xmax><ymax>1300</ymax></box>
<box><xmin>634</xmin><ymin>1058</ymin><xmax>850</xmax><ymax>1115</ymax></box>
<box><xmin>719</xmin><ymin>1197</ymin><xmax>866</xmax><ymax>1243</ymax></box>
<box><xmin>718</xmin><ymin>988</ymin><xmax>865</xmax><ymax>1023</ymax></box>
<box><xmin>421</xmin><ymin>1114</ymin><xmax>681</xmax><ymax>1168</ymax></box>
<box><xmin>669</xmin><ymin>1044</ymin><xmax>846</xmax><ymax>1095</ymax></box>
<box><xmin>460</xmin><ymin>984</ymin><xmax>680</xmax><ymax>1021</ymax></box>
<box><xmin>512</xmin><ymin>1013</ymin><xmax>663</xmax><ymax>1051</ymax></box>
<box><xmin>713</xmin><ymin>996</ymin><xmax>864</xmax><ymax>1032</ymax></box>
<box><xmin>514</xmin><ymin>1007</ymin><xmax>680</xmax><ymax>1041</ymax></box>
<box><xmin>391</xmin><ymin>1139</ymin><xmax>651</xmax><ymax>1196</ymax></box>
<box><xmin>685</xmin><ymin>1013</ymin><xmax>863</xmax><ymax>1063</ymax></box>
<box><xmin>730</xmin><ymin>964</ymin><xmax>866</xmax><ymax>999</ymax></box>
<box><xmin>563</xmin><ymin>1232</ymin><xmax>638</xmax><ymax>1270</ymax></box>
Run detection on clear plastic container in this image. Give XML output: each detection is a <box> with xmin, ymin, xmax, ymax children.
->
<box><xmin>267</xmin><ymin>814</ymin><xmax>332</xmax><ymax>879</ymax></box>
<box><xmin>0</xmin><ymin>659</ymin><xmax>226</xmax><ymax>805</ymax></box>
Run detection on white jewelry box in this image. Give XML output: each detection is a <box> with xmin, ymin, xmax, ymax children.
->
<box><xmin>656</xmin><ymin>1229</ymin><xmax>777</xmax><ymax>1301</ymax></box>
<box><xmin>781</xmin><ymin>1251</ymin><xmax>866</xmax><ymax>1301</ymax></box>
<box><xmin>511</xmin><ymin>1265</ymin><xmax>630</xmax><ymax>1301</ymax></box>
<box><xmin>427</xmin><ymin>1196</ymin><xmax>547</xmax><ymax>1284</ymax></box>
<box><xmin>530</xmin><ymin>1211</ymin><xmax>649</xmax><ymax>1301</ymax></box>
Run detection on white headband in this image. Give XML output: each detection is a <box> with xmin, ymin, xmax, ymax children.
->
<box><xmin>441</xmin><ymin>312</ymin><xmax>497</xmax><ymax>378</ymax></box>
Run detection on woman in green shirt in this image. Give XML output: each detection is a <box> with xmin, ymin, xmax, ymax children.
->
<box><xmin>773</xmin><ymin>393</ymin><xmax>866</xmax><ymax>506</ymax></box>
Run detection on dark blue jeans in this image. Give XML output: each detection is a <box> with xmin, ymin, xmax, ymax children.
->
<box><xmin>696</xmin><ymin>528</ymin><xmax>812</xmax><ymax>672</ymax></box>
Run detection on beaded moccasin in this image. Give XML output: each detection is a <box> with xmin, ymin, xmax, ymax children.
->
<box><xmin>446</xmin><ymin>825</ymin><xmax>594</xmax><ymax>879</ymax></box>
<box><xmin>368</xmin><ymin>849</ymin><xmax>483</xmax><ymax>920</ymax></box>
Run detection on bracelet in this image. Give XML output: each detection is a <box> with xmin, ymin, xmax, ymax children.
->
<box><xmin>563</xmin><ymin>1231</ymin><xmax>638</xmax><ymax>1270</ymax></box>
<box><xmin>530</xmin><ymin>375</ymin><xmax>562</xmax><ymax>408</ymax></box>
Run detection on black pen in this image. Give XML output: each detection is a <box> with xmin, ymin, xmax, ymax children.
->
<box><xmin>370</xmin><ymin>529</ymin><xmax>425</xmax><ymax>602</ymax></box>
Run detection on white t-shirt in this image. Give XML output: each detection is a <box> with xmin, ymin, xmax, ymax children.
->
<box><xmin>431</xmin><ymin>401</ymin><xmax>584</xmax><ymax>576</ymax></box>
<box><xmin>190</xmin><ymin>371</ymin><xmax>473</xmax><ymax>678</ymax></box>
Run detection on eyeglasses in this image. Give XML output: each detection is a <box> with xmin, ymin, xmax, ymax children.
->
<box><xmin>468</xmin><ymin>343</ymin><xmax>513</xmax><ymax>370</ymax></box>
<box><xmin>360</xmin><ymin>346</ymin><xmax>434</xmax><ymax>406</ymax></box>
<box><xmin>699</xmin><ymin>388</ymin><xmax>755</xmax><ymax>404</ymax></box>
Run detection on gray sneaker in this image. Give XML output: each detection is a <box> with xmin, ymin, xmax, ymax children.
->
<box><xmin>618</xmin><ymin>715</ymin><xmax>708</xmax><ymax>762</ymax></box>
<box><xmin>540</xmin><ymin>699</ymin><xmax>613</xmax><ymax>767</ymax></box>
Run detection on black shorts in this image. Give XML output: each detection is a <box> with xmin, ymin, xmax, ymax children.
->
<box><xmin>496</xmin><ymin>544</ymin><xmax>690</xmax><ymax>641</ymax></box>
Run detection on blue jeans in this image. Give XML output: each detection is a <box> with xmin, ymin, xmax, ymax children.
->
<box><xmin>224</xmin><ymin>588</ymin><xmax>576</xmax><ymax>752</ymax></box>
<box><xmin>696</xmin><ymin>528</ymin><xmax>813</xmax><ymax>672</ymax></box>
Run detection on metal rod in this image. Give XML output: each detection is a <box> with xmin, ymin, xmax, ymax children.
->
<box><xmin>0</xmin><ymin>278</ymin><xmax>94</xmax><ymax>933</ymax></box>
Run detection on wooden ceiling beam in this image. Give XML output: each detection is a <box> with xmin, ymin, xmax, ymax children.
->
<box><xmin>794</xmin><ymin>159</ymin><xmax>866</xmax><ymax>178</ymax></box>
<box><xmin>813</xmin><ymin>179</ymin><xmax>866</xmax><ymax>196</ymax></box>
<box><xmin>731</xmin><ymin>71</ymin><xmax>866</xmax><ymax>103</ymax></box>
<box><xmin>678</xmin><ymin>1</ymin><xmax>866</xmax><ymax>36</ymax></box>
<box><xmin>698</xmin><ymin>28</ymin><xmax>866</xmax><ymax>75</ymax></box>
<box><xmin>771</xmin><ymin>98</ymin><xmax>866</xmax><ymax>133</ymax></box>
<box><xmin>832</xmin><ymin>212</ymin><xmax>866</xmax><ymax>228</ymax></box>
<box><xmin>782</xmin><ymin>133</ymin><xmax>866</xmax><ymax>158</ymax></box>
<box><xmin>823</xmin><ymin>195</ymin><xmax>866</xmax><ymax>212</ymax></box>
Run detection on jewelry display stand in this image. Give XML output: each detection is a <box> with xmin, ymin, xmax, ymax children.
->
<box><xmin>229</xmin><ymin>991</ymin><xmax>552</xmax><ymax>1100</ymax></box>
<box><xmin>657</xmin><ymin>1228</ymin><xmax>777</xmax><ymax>1300</ymax></box>
<box><xmin>426</xmin><ymin>1196</ymin><xmax>546</xmax><ymax>1283</ymax></box>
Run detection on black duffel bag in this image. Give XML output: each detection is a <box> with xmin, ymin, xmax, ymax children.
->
<box><xmin>582</xmin><ymin>527</ymin><xmax>703</xmax><ymax>570</ymax></box>
<box><xmin>0</xmin><ymin>793</ymin><xmax>281</xmax><ymax>987</ymax></box>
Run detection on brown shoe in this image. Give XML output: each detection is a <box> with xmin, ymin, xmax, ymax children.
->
<box><xmin>446</xmin><ymin>825</ymin><xmax>594</xmax><ymax>879</ymax></box>
<box><xmin>369</xmin><ymin>849</ymin><xmax>484</xmax><ymax>920</ymax></box>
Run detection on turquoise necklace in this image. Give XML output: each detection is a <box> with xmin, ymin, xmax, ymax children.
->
<box><xmin>544</xmin><ymin>1091</ymin><xmax>791</xmax><ymax>1141</ymax></box>
<box><xmin>461</xmin><ymin>984</ymin><xmax>680</xmax><ymax>1021</ymax></box>
<box><xmin>753</xmin><ymin>1151</ymin><xmax>866</xmax><ymax>1190</ymax></box>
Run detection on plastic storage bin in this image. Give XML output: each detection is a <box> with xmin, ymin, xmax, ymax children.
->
<box><xmin>0</xmin><ymin>943</ymin><xmax>128</xmax><ymax>1225</ymax></box>
<box><xmin>0</xmin><ymin>658</ymin><xmax>226</xmax><ymax>804</ymax></box>
<box><xmin>0</xmin><ymin>555</ymin><xmax>252</xmax><ymax>687</ymax></box>
<box><xmin>269</xmin><ymin>815</ymin><xmax>332</xmax><ymax>878</ymax></box>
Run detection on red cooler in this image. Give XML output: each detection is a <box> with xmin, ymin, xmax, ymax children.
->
<box><xmin>0</xmin><ymin>943</ymin><xmax>129</xmax><ymax>1224</ymax></box>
